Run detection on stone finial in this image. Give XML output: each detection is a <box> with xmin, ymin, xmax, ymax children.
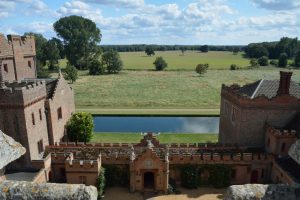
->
<box><xmin>58</xmin><ymin>68</ymin><xmax>63</xmax><ymax>79</ymax></box>
<box><xmin>288</xmin><ymin>139</ymin><xmax>300</xmax><ymax>165</ymax></box>
<box><xmin>0</xmin><ymin>130</ymin><xmax>26</xmax><ymax>170</ymax></box>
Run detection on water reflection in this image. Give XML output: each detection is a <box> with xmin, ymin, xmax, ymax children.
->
<box><xmin>93</xmin><ymin>116</ymin><xmax>219</xmax><ymax>133</ymax></box>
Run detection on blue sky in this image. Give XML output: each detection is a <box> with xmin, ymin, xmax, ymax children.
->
<box><xmin>0</xmin><ymin>0</ymin><xmax>300</xmax><ymax>45</ymax></box>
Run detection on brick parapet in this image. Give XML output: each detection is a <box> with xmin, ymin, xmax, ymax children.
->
<box><xmin>266</xmin><ymin>125</ymin><xmax>297</xmax><ymax>138</ymax></box>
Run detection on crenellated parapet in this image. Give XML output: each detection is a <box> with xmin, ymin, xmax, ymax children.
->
<box><xmin>266</xmin><ymin>125</ymin><xmax>297</xmax><ymax>138</ymax></box>
<box><xmin>0</xmin><ymin>80</ymin><xmax>46</xmax><ymax>108</ymax></box>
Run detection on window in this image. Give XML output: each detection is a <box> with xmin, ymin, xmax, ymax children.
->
<box><xmin>37</xmin><ymin>139</ymin><xmax>43</xmax><ymax>154</ymax></box>
<box><xmin>57</xmin><ymin>107</ymin><xmax>62</xmax><ymax>120</ymax></box>
<box><xmin>32</xmin><ymin>113</ymin><xmax>35</xmax><ymax>125</ymax></box>
<box><xmin>79</xmin><ymin>176</ymin><xmax>87</xmax><ymax>184</ymax></box>
<box><xmin>261</xmin><ymin>169</ymin><xmax>265</xmax><ymax>178</ymax></box>
<box><xmin>231</xmin><ymin>169</ymin><xmax>236</xmax><ymax>179</ymax></box>
<box><xmin>28</xmin><ymin>61</ymin><xmax>32</xmax><ymax>68</ymax></box>
<box><xmin>39</xmin><ymin>109</ymin><xmax>42</xmax><ymax>121</ymax></box>
<box><xmin>231</xmin><ymin>107</ymin><xmax>236</xmax><ymax>122</ymax></box>
<box><xmin>281</xmin><ymin>143</ymin><xmax>286</xmax><ymax>153</ymax></box>
<box><xmin>3</xmin><ymin>64</ymin><xmax>8</xmax><ymax>72</ymax></box>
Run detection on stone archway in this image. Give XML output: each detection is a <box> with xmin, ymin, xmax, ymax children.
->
<box><xmin>144</xmin><ymin>172</ymin><xmax>155</xmax><ymax>190</ymax></box>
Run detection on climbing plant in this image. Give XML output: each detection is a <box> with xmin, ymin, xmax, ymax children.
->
<box><xmin>180</xmin><ymin>165</ymin><xmax>199</xmax><ymax>189</ymax></box>
<box><xmin>104</xmin><ymin>165</ymin><xmax>129</xmax><ymax>187</ymax></box>
<box><xmin>96</xmin><ymin>167</ymin><xmax>105</xmax><ymax>199</ymax></box>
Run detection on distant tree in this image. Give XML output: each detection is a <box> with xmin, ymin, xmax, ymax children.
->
<box><xmin>200</xmin><ymin>45</ymin><xmax>209</xmax><ymax>53</ymax></box>
<box><xmin>64</xmin><ymin>63</ymin><xmax>78</xmax><ymax>83</ymax></box>
<box><xmin>89</xmin><ymin>58</ymin><xmax>105</xmax><ymax>75</ymax></box>
<box><xmin>179</xmin><ymin>46</ymin><xmax>187</xmax><ymax>55</ymax></box>
<box><xmin>232</xmin><ymin>47</ymin><xmax>239</xmax><ymax>55</ymax></box>
<box><xmin>36</xmin><ymin>60</ymin><xmax>50</xmax><ymax>78</ymax></box>
<box><xmin>278</xmin><ymin>53</ymin><xmax>288</xmax><ymax>68</ymax></box>
<box><xmin>49</xmin><ymin>37</ymin><xmax>65</xmax><ymax>59</ymax></box>
<box><xmin>250</xmin><ymin>59</ymin><xmax>259</xmax><ymax>68</ymax></box>
<box><xmin>24</xmin><ymin>32</ymin><xmax>47</xmax><ymax>65</ymax></box>
<box><xmin>230</xmin><ymin>64</ymin><xmax>237</xmax><ymax>70</ymax></box>
<box><xmin>145</xmin><ymin>46</ymin><xmax>155</xmax><ymax>56</ymax></box>
<box><xmin>245</xmin><ymin>44</ymin><xmax>269</xmax><ymax>58</ymax></box>
<box><xmin>195</xmin><ymin>63</ymin><xmax>209</xmax><ymax>75</ymax></box>
<box><xmin>258</xmin><ymin>56</ymin><xmax>269</xmax><ymax>66</ymax></box>
<box><xmin>294</xmin><ymin>51</ymin><xmax>300</xmax><ymax>68</ymax></box>
<box><xmin>42</xmin><ymin>40</ymin><xmax>60</xmax><ymax>70</ymax></box>
<box><xmin>270</xmin><ymin>60</ymin><xmax>278</xmax><ymax>66</ymax></box>
<box><xmin>101</xmin><ymin>50</ymin><xmax>123</xmax><ymax>74</ymax></box>
<box><xmin>66</xmin><ymin>112</ymin><xmax>94</xmax><ymax>143</ymax></box>
<box><xmin>53</xmin><ymin>15</ymin><xmax>102</xmax><ymax>70</ymax></box>
<box><xmin>153</xmin><ymin>56</ymin><xmax>168</xmax><ymax>71</ymax></box>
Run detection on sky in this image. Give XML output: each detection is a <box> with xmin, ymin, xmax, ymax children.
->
<box><xmin>0</xmin><ymin>0</ymin><xmax>300</xmax><ymax>45</ymax></box>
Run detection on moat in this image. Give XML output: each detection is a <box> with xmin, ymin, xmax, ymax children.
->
<box><xmin>93</xmin><ymin>116</ymin><xmax>219</xmax><ymax>133</ymax></box>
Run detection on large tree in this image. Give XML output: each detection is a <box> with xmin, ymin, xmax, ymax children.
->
<box><xmin>42</xmin><ymin>40</ymin><xmax>60</xmax><ymax>70</ymax></box>
<box><xmin>53</xmin><ymin>15</ymin><xmax>102</xmax><ymax>70</ymax></box>
<box><xmin>145</xmin><ymin>46</ymin><xmax>155</xmax><ymax>56</ymax></box>
<box><xmin>102</xmin><ymin>50</ymin><xmax>123</xmax><ymax>74</ymax></box>
<box><xmin>49</xmin><ymin>37</ymin><xmax>65</xmax><ymax>59</ymax></box>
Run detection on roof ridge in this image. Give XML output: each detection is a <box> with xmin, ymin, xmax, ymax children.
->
<box><xmin>251</xmin><ymin>79</ymin><xmax>264</xmax><ymax>99</ymax></box>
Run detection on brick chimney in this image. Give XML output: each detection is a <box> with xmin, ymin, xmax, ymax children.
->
<box><xmin>277</xmin><ymin>71</ymin><xmax>293</xmax><ymax>95</ymax></box>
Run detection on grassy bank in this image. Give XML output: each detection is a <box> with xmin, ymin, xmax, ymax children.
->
<box><xmin>120</xmin><ymin>51</ymin><xmax>249</xmax><ymax>70</ymax></box>
<box><xmin>91</xmin><ymin>133</ymin><xmax>218</xmax><ymax>143</ymax></box>
<box><xmin>73</xmin><ymin>69</ymin><xmax>300</xmax><ymax>111</ymax></box>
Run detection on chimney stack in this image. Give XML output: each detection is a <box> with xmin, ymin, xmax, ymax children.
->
<box><xmin>277</xmin><ymin>71</ymin><xmax>293</xmax><ymax>95</ymax></box>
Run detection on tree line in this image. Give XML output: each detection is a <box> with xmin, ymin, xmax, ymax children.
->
<box><xmin>244</xmin><ymin>37</ymin><xmax>300</xmax><ymax>67</ymax></box>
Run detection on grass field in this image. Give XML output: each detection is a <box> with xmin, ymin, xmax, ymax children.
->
<box><xmin>91</xmin><ymin>133</ymin><xmax>218</xmax><ymax>143</ymax></box>
<box><xmin>74</xmin><ymin>69</ymin><xmax>300</xmax><ymax>111</ymax></box>
<box><xmin>119</xmin><ymin>51</ymin><xmax>249</xmax><ymax>70</ymax></box>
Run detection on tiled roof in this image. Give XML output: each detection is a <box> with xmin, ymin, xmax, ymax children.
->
<box><xmin>276</xmin><ymin>157</ymin><xmax>300</xmax><ymax>183</ymax></box>
<box><xmin>237</xmin><ymin>80</ymin><xmax>300</xmax><ymax>99</ymax></box>
<box><xmin>46</xmin><ymin>79</ymin><xmax>58</xmax><ymax>99</ymax></box>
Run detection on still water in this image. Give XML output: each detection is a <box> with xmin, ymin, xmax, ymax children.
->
<box><xmin>93</xmin><ymin>117</ymin><xmax>219</xmax><ymax>133</ymax></box>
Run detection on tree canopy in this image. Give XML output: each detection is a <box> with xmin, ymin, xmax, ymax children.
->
<box><xmin>64</xmin><ymin>63</ymin><xmax>78</xmax><ymax>83</ymax></box>
<box><xmin>145</xmin><ymin>46</ymin><xmax>155</xmax><ymax>56</ymax></box>
<box><xmin>53</xmin><ymin>15</ymin><xmax>102</xmax><ymax>70</ymax></box>
<box><xmin>102</xmin><ymin>50</ymin><xmax>123</xmax><ymax>74</ymax></box>
<box><xmin>66</xmin><ymin>112</ymin><xmax>94</xmax><ymax>143</ymax></box>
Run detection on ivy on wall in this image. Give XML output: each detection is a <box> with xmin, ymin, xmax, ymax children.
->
<box><xmin>103</xmin><ymin>165</ymin><xmax>129</xmax><ymax>187</ymax></box>
<box><xmin>97</xmin><ymin>167</ymin><xmax>106</xmax><ymax>199</ymax></box>
<box><xmin>180</xmin><ymin>164</ymin><xmax>232</xmax><ymax>189</ymax></box>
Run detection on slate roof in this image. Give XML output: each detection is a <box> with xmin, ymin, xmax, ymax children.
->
<box><xmin>46</xmin><ymin>79</ymin><xmax>58</xmax><ymax>99</ymax></box>
<box><xmin>237</xmin><ymin>79</ymin><xmax>300</xmax><ymax>99</ymax></box>
<box><xmin>276</xmin><ymin>157</ymin><xmax>300</xmax><ymax>183</ymax></box>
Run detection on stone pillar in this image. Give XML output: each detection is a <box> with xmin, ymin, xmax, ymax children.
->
<box><xmin>129</xmin><ymin>163</ymin><xmax>135</xmax><ymax>192</ymax></box>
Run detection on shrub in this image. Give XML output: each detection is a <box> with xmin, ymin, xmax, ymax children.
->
<box><xmin>230</xmin><ymin>64</ymin><xmax>237</xmax><ymax>70</ymax></box>
<box><xmin>97</xmin><ymin>167</ymin><xmax>106</xmax><ymax>199</ymax></box>
<box><xmin>153</xmin><ymin>56</ymin><xmax>168</xmax><ymax>71</ymax></box>
<box><xmin>294</xmin><ymin>51</ymin><xmax>300</xmax><ymax>68</ymax></box>
<box><xmin>278</xmin><ymin>53</ymin><xmax>288</xmax><ymax>68</ymax></box>
<box><xmin>64</xmin><ymin>62</ymin><xmax>78</xmax><ymax>83</ymax></box>
<box><xmin>249</xmin><ymin>58</ymin><xmax>258</xmax><ymax>68</ymax></box>
<box><xmin>258</xmin><ymin>56</ymin><xmax>269</xmax><ymax>66</ymax></box>
<box><xmin>181</xmin><ymin>165</ymin><xmax>198</xmax><ymax>189</ymax></box>
<box><xmin>102</xmin><ymin>50</ymin><xmax>123</xmax><ymax>74</ymax></box>
<box><xmin>104</xmin><ymin>165</ymin><xmax>129</xmax><ymax>187</ymax></box>
<box><xmin>89</xmin><ymin>59</ymin><xmax>105</xmax><ymax>75</ymax></box>
<box><xmin>270</xmin><ymin>60</ymin><xmax>278</xmax><ymax>66</ymax></box>
<box><xmin>66</xmin><ymin>112</ymin><xmax>94</xmax><ymax>143</ymax></box>
<box><xmin>195</xmin><ymin>63</ymin><xmax>209</xmax><ymax>75</ymax></box>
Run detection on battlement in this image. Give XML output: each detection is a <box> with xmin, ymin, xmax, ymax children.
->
<box><xmin>267</xmin><ymin>126</ymin><xmax>297</xmax><ymax>138</ymax></box>
<box><xmin>0</xmin><ymin>80</ymin><xmax>46</xmax><ymax>106</ymax></box>
<box><xmin>0</xmin><ymin>34</ymin><xmax>35</xmax><ymax>58</ymax></box>
<box><xmin>65</xmin><ymin>153</ymin><xmax>101</xmax><ymax>171</ymax></box>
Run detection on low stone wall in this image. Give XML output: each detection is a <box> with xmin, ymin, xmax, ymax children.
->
<box><xmin>0</xmin><ymin>181</ymin><xmax>98</xmax><ymax>200</ymax></box>
<box><xmin>224</xmin><ymin>184</ymin><xmax>300</xmax><ymax>200</ymax></box>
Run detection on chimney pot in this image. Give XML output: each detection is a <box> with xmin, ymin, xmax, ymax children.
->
<box><xmin>277</xmin><ymin>71</ymin><xmax>293</xmax><ymax>95</ymax></box>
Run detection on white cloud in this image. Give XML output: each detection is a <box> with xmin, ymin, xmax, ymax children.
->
<box><xmin>251</xmin><ymin>0</ymin><xmax>300</xmax><ymax>10</ymax></box>
<box><xmin>84</xmin><ymin>0</ymin><xmax>144</xmax><ymax>8</ymax></box>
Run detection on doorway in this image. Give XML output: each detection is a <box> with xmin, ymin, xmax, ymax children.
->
<box><xmin>144</xmin><ymin>172</ymin><xmax>155</xmax><ymax>189</ymax></box>
<box><xmin>250</xmin><ymin>170</ymin><xmax>259</xmax><ymax>183</ymax></box>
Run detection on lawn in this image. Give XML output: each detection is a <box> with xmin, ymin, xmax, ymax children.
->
<box><xmin>120</xmin><ymin>51</ymin><xmax>249</xmax><ymax>70</ymax></box>
<box><xmin>91</xmin><ymin>133</ymin><xmax>218</xmax><ymax>143</ymax></box>
<box><xmin>73</xmin><ymin>69</ymin><xmax>300</xmax><ymax>112</ymax></box>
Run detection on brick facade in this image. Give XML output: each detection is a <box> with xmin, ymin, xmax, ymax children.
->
<box><xmin>0</xmin><ymin>34</ymin><xmax>36</xmax><ymax>81</ymax></box>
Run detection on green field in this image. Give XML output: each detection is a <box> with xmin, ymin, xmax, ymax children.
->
<box><xmin>91</xmin><ymin>133</ymin><xmax>218</xmax><ymax>143</ymax></box>
<box><xmin>120</xmin><ymin>51</ymin><xmax>250</xmax><ymax>70</ymax></box>
<box><xmin>74</xmin><ymin>69</ymin><xmax>300</xmax><ymax>112</ymax></box>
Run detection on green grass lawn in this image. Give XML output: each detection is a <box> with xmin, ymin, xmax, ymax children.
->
<box><xmin>91</xmin><ymin>133</ymin><xmax>218</xmax><ymax>143</ymax></box>
<box><xmin>73</xmin><ymin>69</ymin><xmax>300</xmax><ymax>111</ymax></box>
<box><xmin>119</xmin><ymin>51</ymin><xmax>249</xmax><ymax>70</ymax></box>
